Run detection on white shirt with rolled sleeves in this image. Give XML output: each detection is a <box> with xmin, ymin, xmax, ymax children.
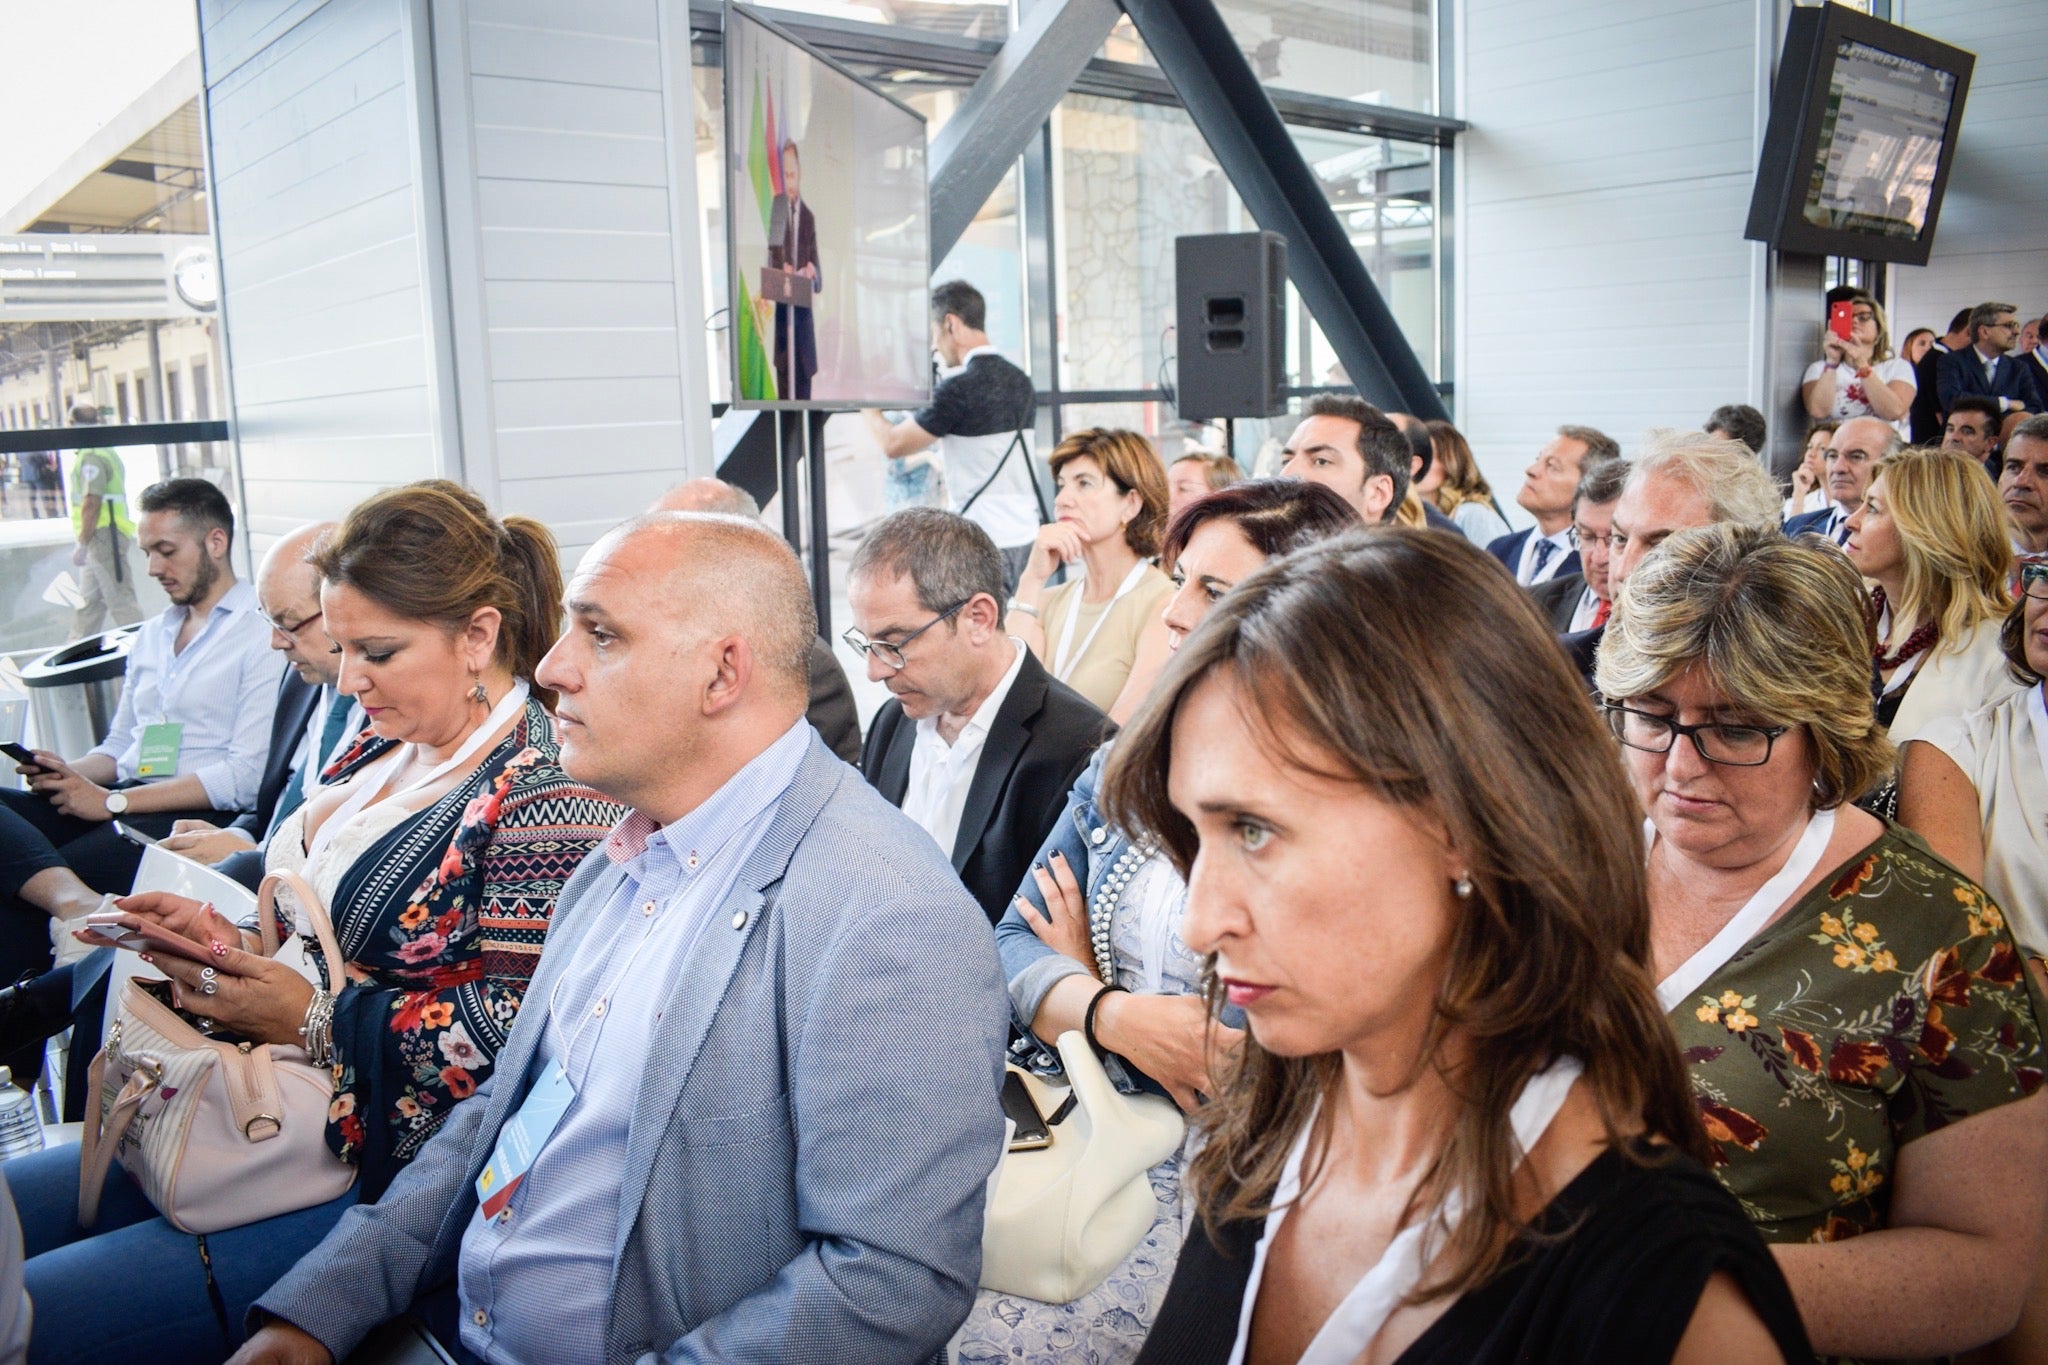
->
<box><xmin>86</xmin><ymin>580</ymin><xmax>284</xmax><ymax>811</ymax></box>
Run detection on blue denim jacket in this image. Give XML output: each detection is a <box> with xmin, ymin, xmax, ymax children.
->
<box><xmin>992</xmin><ymin>746</ymin><xmax>1244</xmax><ymax>1096</ymax></box>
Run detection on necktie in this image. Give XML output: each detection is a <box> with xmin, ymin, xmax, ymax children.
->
<box><xmin>1832</xmin><ymin>513</ymin><xmax>1851</xmax><ymax>546</ymax></box>
<box><xmin>1528</xmin><ymin>537</ymin><xmax>1557</xmax><ymax>583</ymax></box>
<box><xmin>1591</xmin><ymin>597</ymin><xmax>1612</xmax><ymax>629</ymax></box>
<box><xmin>271</xmin><ymin>694</ymin><xmax>356</xmax><ymax>836</ymax></box>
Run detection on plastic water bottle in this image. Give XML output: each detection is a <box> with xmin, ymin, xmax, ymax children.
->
<box><xmin>0</xmin><ymin>1067</ymin><xmax>45</xmax><ymax>1161</ymax></box>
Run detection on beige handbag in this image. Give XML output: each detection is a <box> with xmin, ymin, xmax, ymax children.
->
<box><xmin>77</xmin><ymin>871</ymin><xmax>357</xmax><ymax>1234</ymax></box>
<box><xmin>979</xmin><ymin>1029</ymin><xmax>1187</xmax><ymax>1303</ymax></box>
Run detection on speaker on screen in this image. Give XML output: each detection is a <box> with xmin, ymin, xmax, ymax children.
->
<box><xmin>1175</xmin><ymin>231</ymin><xmax>1287</xmax><ymax>421</ymax></box>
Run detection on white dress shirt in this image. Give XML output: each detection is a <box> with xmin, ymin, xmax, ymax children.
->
<box><xmin>1568</xmin><ymin>584</ymin><xmax>1604</xmax><ymax>632</ymax></box>
<box><xmin>1516</xmin><ymin>527</ymin><xmax>1575</xmax><ymax>586</ymax></box>
<box><xmin>900</xmin><ymin>640</ymin><xmax>1026</xmax><ymax>860</ymax></box>
<box><xmin>87</xmin><ymin>580</ymin><xmax>284</xmax><ymax>811</ymax></box>
<box><xmin>457</xmin><ymin>719</ymin><xmax>810</xmax><ymax>1365</ymax></box>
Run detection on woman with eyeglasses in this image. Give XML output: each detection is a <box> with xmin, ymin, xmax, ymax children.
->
<box><xmin>1802</xmin><ymin>290</ymin><xmax>1915</xmax><ymax>437</ymax></box>
<box><xmin>1597</xmin><ymin>523</ymin><xmax>2048</xmax><ymax>1363</ymax></box>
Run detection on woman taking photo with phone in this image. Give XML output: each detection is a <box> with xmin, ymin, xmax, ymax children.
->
<box><xmin>1116</xmin><ymin>530</ymin><xmax>1810</xmax><ymax>1364</ymax></box>
<box><xmin>1802</xmin><ymin>290</ymin><xmax>1915</xmax><ymax>435</ymax></box>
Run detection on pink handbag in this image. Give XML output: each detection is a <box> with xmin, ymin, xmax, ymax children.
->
<box><xmin>77</xmin><ymin>870</ymin><xmax>357</xmax><ymax>1234</ymax></box>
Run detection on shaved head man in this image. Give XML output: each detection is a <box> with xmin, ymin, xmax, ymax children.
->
<box><xmin>647</xmin><ymin>478</ymin><xmax>863</xmax><ymax>763</ymax></box>
<box><xmin>242</xmin><ymin>510</ymin><xmax>1008</xmax><ymax>1365</ymax></box>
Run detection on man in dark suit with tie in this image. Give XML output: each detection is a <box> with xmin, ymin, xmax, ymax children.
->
<box><xmin>848</xmin><ymin>509</ymin><xmax>1108</xmax><ymax>922</ymax></box>
<box><xmin>1784</xmin><ymin>416</ymin><xmax>1898</xmax><ymax>546</ymax></box>
<box><xmin>2019</xmin><ymin>313</ymin><xmax>2048</xmax><ymax>422</ymax></box>
<box><xmin>1484</xmin><ymin>425</ymin><xmax>1619</xmax><ymax>587</ymax></box>
<box><xmin>1937</xmin><ymin>301</ymin><xmax>2042</xmax><ymax>447</ymax></box>
<box><xmin>766</xmin><ymin>140</ymin><xmax>820</xmax><ymax>401</ymax></box>
<box><xmin>1909</xmin><ymin>308</ymin><xmax>1972</xmax><ymax>445</ymax></box>
<box><xmin>159</xmin><ymin>522</ymin><xmax>362</xmax><ymax>889</ymax></box>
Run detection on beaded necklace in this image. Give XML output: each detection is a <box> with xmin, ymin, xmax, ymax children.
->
<box><xmin>1871</xmin><ymin>585</ymin><xmax>1939</xmax><ymax>671</ymax></box>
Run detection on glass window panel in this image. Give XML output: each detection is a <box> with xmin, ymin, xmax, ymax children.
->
<box><xmin>754</xmin><ymin>1</ymin><xmax>1008</xmax><ymax>40</ymax></box>
<box><xmin>1099</xmin><ymin>2</ymin><xmax>1433</xmax><ymax>114</ymax></box>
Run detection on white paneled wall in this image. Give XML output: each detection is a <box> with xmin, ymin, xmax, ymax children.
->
<box><xmin>200</xmin><ymin>0</ymin><xmax>446</xmax><ymax>556</ymax></box>
<box><xmin>1890</xmin><ymin>0</ymin><xmax>2048</xmax><ymax>338</ymax></box>
<box><xmin>1456</xmin><ymin>0</ymin><xmax>1768</xmax><ymax>516</ymax></box>
<box><xmin>436</xmin><ymin>0</ymin><xmax>710</xmax><ymax>569</ymax></box>
<box><xmin>201</xmin><ymin>0</ymin><xmax>712</xmax><ymax>566</ymax></box>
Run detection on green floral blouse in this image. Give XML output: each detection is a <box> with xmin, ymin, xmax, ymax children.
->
<box><xmin>1670</xmin><ymin>822</ymin><xmax>2045</xmax><ymax>1251</ymax></box>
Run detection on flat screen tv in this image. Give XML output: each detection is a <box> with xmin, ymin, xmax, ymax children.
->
<box><xmin>1745</xmin><ymin>6</ymin><xmax>1973</xmax><ymax>267</ymax></box>
<box><xmin>724</xmin><ymin>3</ymin><xmax>931</xmax><ymax>410</ymax></box>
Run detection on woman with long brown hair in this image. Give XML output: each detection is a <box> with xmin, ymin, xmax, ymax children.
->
<box><xmin>1113</xmin><ymin>529</ymin><xmax>1808</xmax><ymax>1363</ymax></box>
<box><xmin>1417</xmin><ymin>419</ymin><xmax>1509</xmax><ymax>548</ymax></box>
<box><xmin>17</xmin><ymin>482</ymin><xmax>624</xmax><ymax>1361</ymax></box>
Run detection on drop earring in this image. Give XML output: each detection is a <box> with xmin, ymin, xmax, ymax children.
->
<box><xmin>471</xmin><ymin>673</ymin><xmax>488</xmax><ymax>705</ymax></box>
<box><xmin>1453</xmin><ymin>874</ymin><xmax>1474</xmax><ymax>900</ymax></box>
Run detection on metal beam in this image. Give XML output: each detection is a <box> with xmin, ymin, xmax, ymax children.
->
<box><xmin>1118</xmin><ymin>0</ymin><xmax>1448</xmax><ymax>420</ymax></box>
<box><xmin>927</xmin><ymin>0</ymin><xmax>1120</xmax><ymax>262</ymax></box>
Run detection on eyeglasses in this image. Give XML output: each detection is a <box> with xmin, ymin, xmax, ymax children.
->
<box><xmin>263</xmin><ymin>609</ymin><xmax>324</xmax><ymax>637</ymax></box>
<box><xmin>842</xmin><ymin>599</ymin><xmax>968</xmax><ymax>672</ymax></box>
<box><xmin>2022</xmin><ymin>564</ymin><xmax>2048</xmax><ymax>602</ymax></box>
<box><xmin>1604</xmin><ymin>704</ymin><xmax>1789</xmax><ymax>767</ymax></box>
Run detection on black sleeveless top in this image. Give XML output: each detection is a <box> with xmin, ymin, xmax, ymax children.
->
<box><xmin>1137</xmin><ymin>1145</ymin><xmax>1815</xmax><ymax>1364</ymax></box>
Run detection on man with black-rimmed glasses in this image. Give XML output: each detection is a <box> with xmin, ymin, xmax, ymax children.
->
<box><xmin>848</xmin><ymin>508</ymin><xmax>1108</xmax><ymax>923</ymax></box>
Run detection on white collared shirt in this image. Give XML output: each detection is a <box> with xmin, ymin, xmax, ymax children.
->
<box><xmin>1517</xmin><ymin>527</ymin><xmax>1575</xmax><ymax>586</ymax></box>
<box><xmin>901</xmin><ymin>640</ymin><xmax>1026</xmax><ymax>860</ymax></box>
<box><xmin>87</xmin><ymin>580</ymin><xmax>284</xmax><ymax>810</ymax></box>
<box><xmin>1568</xmin><ymin>585</ymin><xmax>1604</xmax><ymax>632</ymax></box>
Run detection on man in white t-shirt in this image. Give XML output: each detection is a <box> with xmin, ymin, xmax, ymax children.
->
<box><xmin>863</xmin><ymin>282</ymin><xmax>1039</xmax><ymax>589</ymax></box>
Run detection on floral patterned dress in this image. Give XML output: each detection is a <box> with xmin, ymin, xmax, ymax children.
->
<box><xmin>280</xmin><ymin>699</ymin><xmax>622</xmax><ymax>1200</ymax></box>
<box><xmin>1670</xmin><ymin>822</ymin><xmax>2045</xmax><ymax>1363</ymax></box>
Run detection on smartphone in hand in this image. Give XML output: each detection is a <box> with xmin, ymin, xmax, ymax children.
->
<box><xmin>113</xmin><ymin>821</ymin><xmax>160</xmax><ymax>848</ymax></box>
<box><xmin>1828</xmin><ymin>300</ymin><xmax>1855</xmax><ymax>342</ymax></box>
<box><xmin>1</xmin><ymin>742</ymin><xmax>48</xmax><ymax>775</ymax></box>
<box><xmin>79</xmin><ymin>911</ymin><xmax>216</xmax><ymax>965</ymax></box>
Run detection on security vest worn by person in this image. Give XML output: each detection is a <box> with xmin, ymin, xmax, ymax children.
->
<box><xmin>69</xmin><ymin>447</ymin><xmax>134</xmax><ymax>536</ymax></box>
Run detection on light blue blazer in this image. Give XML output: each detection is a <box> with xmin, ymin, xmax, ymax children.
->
<box><xmin>254</xmin><ymin>736</ymin><xmax>1010</xmax><ymax>1364</ymax></box>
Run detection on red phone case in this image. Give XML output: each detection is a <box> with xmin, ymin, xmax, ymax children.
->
<box><xmin>1829</xmin><ymin>302</ymin><xmax>1855</xmax><ymax>341</ymax></box>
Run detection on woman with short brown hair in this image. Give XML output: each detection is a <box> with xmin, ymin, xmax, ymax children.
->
<box><xmin>1110</xmin><ymin>527</ymin><xmax>1808</xmax><ymax>1364</ymax></box>
<box><xmin>1009</xmin><ymin>428</ymin><xmax>1175</xmax><ymax>722</ymax></box>
<box><xmin>1600</xmin><ymin>523</ymin><xmax>2048</xmax><ymax>1361</ymax></box>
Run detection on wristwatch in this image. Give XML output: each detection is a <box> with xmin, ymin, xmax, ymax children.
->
<box><xmin>103</xmin><ymin>790</ymin><xmax>129</xmax><ymax>816</ymax></box>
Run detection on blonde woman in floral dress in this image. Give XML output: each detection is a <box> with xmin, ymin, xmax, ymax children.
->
<box><xmin>1598</xmin><ymin>523</ymin><xmax>2048</xmax><ymax>1364</ymax></box>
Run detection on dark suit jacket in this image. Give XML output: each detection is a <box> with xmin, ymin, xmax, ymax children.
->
<box><xmin>1910</xmin><ymin>342</ymin><xmax>1949</xmax><ymax>444</ymax></box>
<box><xmin>806</xmin><ymin>637</ymin><xmax>862</xmax><ymax>765</ymax></box>
<box><xmin>230</xmin><ymin>670</ymin><xmax>317</xmax><ymax>842</ymax></box>
<box><xmin>2024</xmin><ymin>351</ymin><xmax>2048</xmax><ymax>419</ymax></box>
<box><xmin>1530</xmin><ymin>572</ymin><xmax>1588</xmax><ymax>633</ymax></box>
<box><xmin>861</xmin><ymin>649</ymin><xmax>1111</xmax><ymax>923</ymax></box>
<box><xmin>1563</xmin><ymin>622</ymin><xmax>1604</xmax><ymax>696</ymax></box>
<box><xmin>767</xmin><ymin>196</ymin><xmax>819</xmax><ymax>390</ymax></box>
<box><xmin>1937</xmin><ymin>346</ymin><xmax>2044</xmax><ymax>414</ymax></box>
<box><xmin>1486</xmin><ymin>526</ymin><xmax>1581</xmax><ymax>586</ymax></box>
<box><xmin>1784</xmin><ymin>506</ymin><xmax>1842</xmax><ymax>540</ymax></box>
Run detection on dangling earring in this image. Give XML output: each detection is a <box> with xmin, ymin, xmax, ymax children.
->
<box><xmin>1453</xmin><ymin>874</ymin><xmax>1474</xmax><ymax>900</ymax></box>
<box><xmin>471</xmin><ymin>673</ymin><xmax>488</xmax><ymax>705</ymax></box>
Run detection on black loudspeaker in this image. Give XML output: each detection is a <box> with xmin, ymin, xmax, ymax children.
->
<box><xmin>1175</xmin><ymin>231</ymin><xmax>1288</xmax><ymax>420</ymax></box>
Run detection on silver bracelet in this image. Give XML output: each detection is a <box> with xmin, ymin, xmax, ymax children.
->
<box><xmin>1007</xmin><ymin>598</ymin><xmax>1040</xmax><ymax>619</ymax></box>
<box><xmin>299</xmin><ymin>989</ymin><xmax>336</xmax><ymax>1067</ymax></box>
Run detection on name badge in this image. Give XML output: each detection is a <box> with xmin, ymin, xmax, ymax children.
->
<box><xmin>136</xmin><ymin>722</ymin><xmax>184</xmax><ymax>778</ymax></box>
<box><xmin>476</xmin><ymin>1064</ymin><xmax>575</xmax><ymax>1220</ymax></box>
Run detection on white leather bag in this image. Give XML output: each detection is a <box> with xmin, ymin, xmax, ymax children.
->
<box><xmin>77</xmin><ymin>870</ymin><xmax>357</xmax><ymax>1235</ymax></box>
<box><xmin>979</xmin><ymin>1030</ymin><xmax>1186</xmax><ymax>1303</ymax></box>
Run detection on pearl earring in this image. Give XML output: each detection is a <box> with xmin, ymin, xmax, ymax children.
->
<box><xmin>1453</xmin><ymin>875</ymin><xmax>1474</xmax><ymax>900</ymax></box>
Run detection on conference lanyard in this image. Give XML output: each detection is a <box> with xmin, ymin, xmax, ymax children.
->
<box><xmin>1050</xmin><ymin>561</ymin><xmax>1149</xmax><ymax>684</ymax></box>
<box><xmin>303</xmin><ymin>681</ymin><xmax>527</xmax><ymax>872</ymax></box>
<box><xmin>1227</xmin><ymin>1057</ymin><xmax>1586</xmax><ymax>1365</ymax></box>
<box><xmin>1652</xmin><ymin>806</ymin><xmax>1837</xmax><ymax>1013</ymax></box>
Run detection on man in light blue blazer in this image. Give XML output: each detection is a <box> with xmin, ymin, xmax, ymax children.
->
<box><xmin>236</xmin><ymin>513</ymin><xmax>1010</xmax><ymax>1365</ymax></box>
